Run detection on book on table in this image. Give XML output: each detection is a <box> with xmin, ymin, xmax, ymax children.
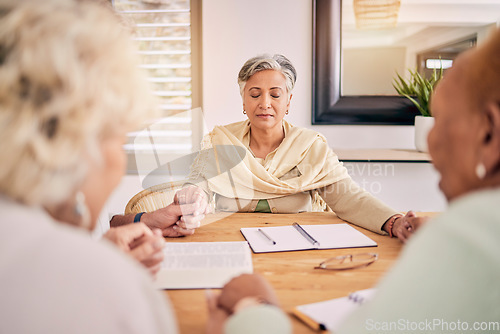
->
<box><xmin>240</xmin><ymin>223</ymin><xmax>377</xmax><ymax>253</ymax></box>
<box><xmin>154</xmin><ymin>241</ymin><xmax>253</xmax><ymax>290</ymax></box>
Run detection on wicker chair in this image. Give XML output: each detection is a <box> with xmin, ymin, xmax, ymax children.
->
<box><xmin>124</xmin><ymin>180</ymin><xmax>186</xmax><ymax>215</ymax></box>
<box><xmin>125</xmin><ymin>181</ymin><xmax>332</xmax><ymax>214</ymax></box>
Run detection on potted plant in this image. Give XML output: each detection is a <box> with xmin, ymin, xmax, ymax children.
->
<box><xmin>393</xmin><ymin>67</ymin><xmax>443</xmax><ymax>152</ymax></box>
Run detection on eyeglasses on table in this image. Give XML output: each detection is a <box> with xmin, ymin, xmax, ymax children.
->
<box><xmin>314</xmin><ymin>253</ymin><xmax>378</xmax><ymax>270</ymax></box>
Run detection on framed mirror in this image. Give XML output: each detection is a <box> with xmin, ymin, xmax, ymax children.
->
<box><xmin>312</xmin><ymin>0</ymin><xmax>498</xmax><ymax>125</ymax></box>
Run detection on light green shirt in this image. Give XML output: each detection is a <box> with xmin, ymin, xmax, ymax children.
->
<box><xmin>254</xmin><ymin>199</ymin><xmax>271</xmax><ymax>213</ymax></box>
<box><xmin>225</xmin><ymin>304</ymin><xmax>292</xmax><ymax>334</ymax></box>
<box><xmin>226</xmin><ymin>188</ymin><xmax>500</xmax><ymax>333</ymax></box>
<box><xmin>339</xmin><ymin>188</ymin><xmax>500</xmax><ymax>333</ymax></box>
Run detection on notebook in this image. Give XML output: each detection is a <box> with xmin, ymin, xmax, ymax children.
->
<box><xmin>292</xmin><ymin>288</ymin><xmax>376</xmax><ymax>331</ymax></box>
<box><xmin>240</xmin><ymin>223</ymin><xmax>377</xmax><ymax>253</ymax></box>
<box><xmin>154</xmin><ymin>241</ymin><xmax>253</xmax><ymax>289</ymax></box>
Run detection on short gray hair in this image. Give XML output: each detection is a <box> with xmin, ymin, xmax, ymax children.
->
<box><xmin>0</xmin><ymin>0</ymin><xmax>157</xmax><ymax>206</ymax></box>
<box><xmin>237</xmin><ymin>54</ymin><xmax>297</xmax><ymax>98</ymax></box>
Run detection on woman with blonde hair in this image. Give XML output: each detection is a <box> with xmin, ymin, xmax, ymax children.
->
<box><xmin>1</xmin><ymin>1</ymin><xmax>288</xmax><ymax>332</ymax></box>
<box><xmin>0</xmin><ymin>0</ymin><xmax>176</xmax><ymax>332</ymax></box>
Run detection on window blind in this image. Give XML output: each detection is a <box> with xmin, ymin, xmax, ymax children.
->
<box><xmin>113</xmin><ymin>0</ymin><xmax>202</xmax><ymax>177</ymax></box>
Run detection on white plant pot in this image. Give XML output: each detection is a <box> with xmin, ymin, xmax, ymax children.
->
<box><xmin>414</xmin><ymin>115</ymin><xmax>434</xmax><ymax>152</ymax></box>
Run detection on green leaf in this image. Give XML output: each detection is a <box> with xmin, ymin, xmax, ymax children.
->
<box><xmin>392</xmin><ymin>65</ymin><xmax>444</xmax><ymax>117</ymax></box>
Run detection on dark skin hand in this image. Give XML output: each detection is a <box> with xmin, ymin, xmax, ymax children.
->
<box><xmin>384</xmin><ymin>211</ymin><xmax>429</xmax><ymax>243</ymax></box>
<box><xmin>110</xmin><ymin>200</ymin><xmax>206</xmax><ymax>237</ymax></box>
<box><xmin>140</xmin><ymin>203</ymin><xmax>202</xmax><ymax>237</ymax></box>
<box><xmin>216</xmin><ymin>273</ymin><xmax>280</xmax><ymax>313</ymax></box>
<box><xmin>206</xmin><ymin>273</ymin><xmax>281</xmax><ymax>334</ymax></box>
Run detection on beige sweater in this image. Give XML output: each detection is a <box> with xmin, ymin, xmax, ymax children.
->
<box><xmin>188</xmin><ymin>120</ymin><xmax>398</xmax><ymax>234</ymax></box>
<box><xmin>213</xmin><ymin>177</ymin><xmax>396</xmax><ymax>235</ymax></box>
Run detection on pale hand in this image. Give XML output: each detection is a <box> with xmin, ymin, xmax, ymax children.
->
<box><xmin>103</xmin><ymin>223</ymin><xmax>165</xmax><ymax>276</ymax></box>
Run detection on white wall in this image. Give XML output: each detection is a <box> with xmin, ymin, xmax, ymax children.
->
<box><xmin>345</xmin><ymin>162</ymin><xmax>446</xmax><ymax>212</ymax></box>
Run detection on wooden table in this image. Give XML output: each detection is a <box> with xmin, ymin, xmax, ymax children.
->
<box><xmin>164</xmin><ymin>212</ymin><xmax>416</xmax><ymax>333</ymax></box>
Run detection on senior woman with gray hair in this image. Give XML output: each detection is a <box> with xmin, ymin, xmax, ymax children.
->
<box><xmin>209</xmin><ymin>28</ymin><xmax>500</xmax><ymax>333</ymax></box>
<box><xmin>0</xmin><ymin>1</ymin><xmax>292</xmax><ymax>333</ymax></box>
<box><xmin>171</xmin><ymin>54</ymin><xmax>425</xmax><ymax>242</ymax></box>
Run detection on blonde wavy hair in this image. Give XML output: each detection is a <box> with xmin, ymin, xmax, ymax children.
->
<box><xmin>0</xmin><ymin>0</ymin><xmax>157</xmax><ymax>206</ymax></box>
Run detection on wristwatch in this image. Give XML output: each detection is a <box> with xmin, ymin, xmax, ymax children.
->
<box><xmin>133</xmin><ymin>212</ymin><xmax>145</xmax><ymax>223</ymax></box>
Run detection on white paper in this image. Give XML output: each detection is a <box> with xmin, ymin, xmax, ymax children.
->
<box><xmin>154</xmin><ymin>241</ymin><xmax>253</xmax><ymax>289</ymax></box>
<box><xmin>241</xmin><ymin>223</ymin><xmax>377</xmax><ymax>253</ymax></box>
<box><xmin>296</xmin><ymin>288</ymin><xmax>376</xmax><ymax>332</ymax></box>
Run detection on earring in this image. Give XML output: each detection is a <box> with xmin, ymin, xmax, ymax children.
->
<box><xmin>475</xmin><ymin>162</ymin><xmax>486</xmax><ymax>180</ymax></box>
<box><xmin>285</xmin><ymin>110</ymin><xmax>289</xmax><ymax>115</ymax></box>
<box><xmin>74</xmin><ymin>191</ymin><xmax>91</xmax><ymax>229</ymax></box>
<box><xmin>243</xmin><ymin>110</ymin><xmax>246</xmax><ymax>114</ymax></box>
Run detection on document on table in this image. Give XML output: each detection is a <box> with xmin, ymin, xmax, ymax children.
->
<box><xmin>240</xmin><ymin>223</ymin><xmax>377</xmax><ymax>253</ymax></box>
<box><xmin>292</xmin><ymin>288</ymin><xmax>376</xmax><ymax>332</ymax></box>
<box><xmin>154</xmin><ymin>241</ymin><xmax>253</xmax><ymax>290</ymax></box>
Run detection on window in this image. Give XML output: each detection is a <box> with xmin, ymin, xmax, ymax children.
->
<box><xmin>112</xmin><ymin>0</ymin><xmax>202</xmax><ymax>177</ymax></box>
<box><xmin>425</xmin><ymin>59</ymin><xmax>453</xmax><ymax>70</ymax></box>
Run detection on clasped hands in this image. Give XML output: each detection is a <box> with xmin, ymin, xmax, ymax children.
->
<box><xmin>105</xmin><ymin>185</ymin><xmax>209</xmax><ymax>276</ymax></box>
<box><xmin>388</xmin><ymin>211</ymin><xmax>429</xmax><ymax>243</ymax></box>
<box><xmin>206</xmin><ymin>274</ymin><xmax>280</xmax><ymax>334</ymax></box>
<box><xmin>137</xmin><ymin>184</ymin><xmax>211</xmax><ymax>237</ymax></box>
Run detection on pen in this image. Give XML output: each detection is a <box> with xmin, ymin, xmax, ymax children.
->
<box><xmin>293</xmin><ymin>222</ymin><xmax>320</xmax><ymax>247</ymax></box>
<box><xmin>257</xmin><ymin>228</ymin><xmax>276</xmax><ymax>245</ymax></box>
<box><xmin>292</xmin><ymin>308</ymin><xmax>327</xmax><ymax>331</ymax></box>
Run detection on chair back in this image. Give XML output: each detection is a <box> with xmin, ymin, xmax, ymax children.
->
<box><xmin>125</xmin><ymin>180</ymin><xmax>185</xmax><ymax>214</ymax></box>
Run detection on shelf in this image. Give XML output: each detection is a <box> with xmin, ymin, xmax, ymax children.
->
<box><xmin>335</xmin><ymin>149</ymin><xmax>431</xmax><ymax>163</ymax></box>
